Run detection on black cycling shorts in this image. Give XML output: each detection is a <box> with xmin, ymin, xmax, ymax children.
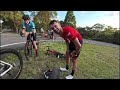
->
<box><xmin>27</xmin><ymin>33</ymin><xmax>37</xmax><ymax>41</ymax></box>
<box><xmin>69</xmin><ymin>40</ymin><xmax>83</xmax><ymax>57</ymax></box>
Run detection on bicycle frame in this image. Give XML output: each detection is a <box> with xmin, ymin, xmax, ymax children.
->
<box><xmin>27</xmin><ymin>33</ymin><xmax>34</xmax><ymax>45</ymax></box>
<box><xmin>46</xmin><ymin>46</ymin><xmax>65</xmax><ymax>58</ymax></box>
<box><xmin>0</xmin><ymin>48</ymin><xmax>23</xmax><ymax>79</ymax></box>
<box><xmin>0</xmin><ymin>61</ymin><xmax>13</xmax><ymax>77</ymax></box>
<box><xmin>22</xmin><ymin>32</ymin><xmax>39</xmax><ymax>60</ymax></box>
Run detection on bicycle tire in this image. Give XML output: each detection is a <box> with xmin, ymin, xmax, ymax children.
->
<box><xmin>24</xmin><ymin>41</ymin><xmax>33</xmax><ymax>60</ymax></box>
<box><xmin>0</xmin><ymin>48</ymin><xmax>23</xmax><ymax>79</ymax></box>
<box><xmin>36</xmin><ymin>37</ymin><xmax>39</xmax><ymax>52</ymax></box>
<box><xmin>29</xmin><ymin>41</ymin><xmax>33</xmax><ymax>57</ymax></box>
<box><xmin>36</xmin><ymin>37</ymin><xmax>39</xmax><ymax>45</ymax></box>
<box><xmin>24</xmin><ymin>42</ymin><xmax>29</xmax><ymax>60</ymax></box>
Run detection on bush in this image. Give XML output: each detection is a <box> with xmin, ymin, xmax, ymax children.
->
<box><xmin>77</xmin><ymin>27</ymin><xmax>120</xmax><ymax>45</ymax></box>
<box><xmin>112</xmin><ymin>30</ymin><xmax>120</xmax><ymax>45</ymax></box>
<box><xmin>94</xmin><ymin>31</ymin><xmax>113</xmax><ymax>43</ymax></box>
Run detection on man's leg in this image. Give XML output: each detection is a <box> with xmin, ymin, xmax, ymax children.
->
<box><xmin>26</xmin><ymin>35</ymin><xmax>30</xmax><ymax>55</ymax></box>
<box><xmin>60</xmin><ymin>41</ymin><xmax>74</xmax><ymax>72</ymax></box>
<box><xmin>33</xmin><ymin>33</ymin><xmax>38</xmax><ymax>56</ymax></box>
<box><xmin>65</xmin><ymin>41</ymin><xmax>82</xmax><ymax>79</ymax></box>
<box><xmin>71</xmin><ymin>41</ymin><xmax>82</xmax><ymax>76</ymax></box>
<box><xmin>71</xmin><ymin>57</ymin><xmax>78</xmax><ymax>76</ymax></box>
<box><xmin>33</xmin><ymin>42</ymin><xmax>38</xmax><ymax>56</ymax></box>
<box><xmin>65</xmin><ymin>57</ymin><xmax>78</xmax><ymax>79</ymax></box>
<box><xmin>66</xmin><ymin>51</ymin><xmax>70</xmax><ymax>70</ymax></box>
<box><xmin>60</xmin><ymin>51</ymin><xmax>70</xmax><ymax>71</ymax></box>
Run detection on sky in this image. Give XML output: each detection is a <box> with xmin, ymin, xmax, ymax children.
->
<box><xmin>25</xmin><ymin>11</ymin><xmax>119</xmax><ymax>29</ymax></box>
<box><xmin>56</xmin><ymin>11</ymin><xmax>119</xmax><ymax>29</ymax></box>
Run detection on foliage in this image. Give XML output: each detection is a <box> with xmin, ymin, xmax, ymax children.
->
<box><xmin>0</xmin><ymin>11</ymin><xmax>24</xmax><ymax>33</ymax></box>
<box><xmin>112</xmin><ymin>30</ymin><xmax>120</xmax><ymax>44</ymax></box>
<box><xmin>77</xmin><ymin>24</ymin><xmax>119</xmax><ymax>45</ymax></box>
<box><xmin>64</xmin><ymin>11</ymin><xmax>76</xmax><ymax>28</ymax></box>
<box><xmin>33</xmin><ymin>11</ymin><xmax>57</xmax><ymax>33</ymax></box>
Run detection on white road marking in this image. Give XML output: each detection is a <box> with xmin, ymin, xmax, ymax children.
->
<box><xmin>0</xmin><ymin>40</ymin><xmax>64</xmax><ymax>48</ymax></box>
<box><xmin>0</xmin><ymin>42</ymin><xmax>26</xmax><ymax>48</ymax></box>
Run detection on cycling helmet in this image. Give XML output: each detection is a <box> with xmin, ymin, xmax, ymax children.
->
<box><xmin>22</xmin><ymin>14</ymin><xmax>30</xmax><ymax>20</ymax></box>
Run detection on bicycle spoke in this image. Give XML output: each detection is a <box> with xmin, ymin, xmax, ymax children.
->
<box><xmin>0</xmin><ymin>49</ymin><xmax>23</xmax><ymax>79</ymax></box>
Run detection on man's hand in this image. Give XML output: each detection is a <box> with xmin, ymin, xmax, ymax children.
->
<box><xmin>20</xmin><ymin>29</ymin><xmax>26</xmax><ymax>37</ymax></box>
<box><xmin>21</xmin><ymin>31</ymin><xmax>29</xmax><ymax>37</ymax></box>
<box><xmin>71</xmin><ymin>51</ymin><xmax>79</xmax><ymax>59</ymax></box>
<box><xmin>20</xmin><ymin>31</ymin><xmax>25</xmax><ymax>37</ymax></box>
<box><xmin>25</xmin><ymin>32</ymin><xmax>30</xmax><ymax>37</ymax></box>
<box><xmin>72</xmin><ymin>37</ymin><xmax>81</xmax><ymax>56</ymax></box>
<box><xmin>71</xmin><ymin>51</ymin><xmax>75</xmax><ymax>57</ymax></box>
<box><xmin>33</xmin><ymin>29</ymin><xmax>36</xmax><ymax>33</ymax></box>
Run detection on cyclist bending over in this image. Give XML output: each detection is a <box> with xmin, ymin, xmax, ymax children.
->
<box><xmin>49</xmin><ymin>20</ymin><xmax>83</xmax><ymax>79</ymax></box>
<box><xmin>21</xmin><ymin>14</ymin><xmax>38</xmax><ymax>56</ymax></box>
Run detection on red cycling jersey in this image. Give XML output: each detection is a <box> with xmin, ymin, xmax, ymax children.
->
<box><xmin>60</xmin><ymin>26</ymin><xmax>82</xmax><ymax>42</ymax></box>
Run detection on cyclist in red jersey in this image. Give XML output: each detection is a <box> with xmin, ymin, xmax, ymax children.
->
<box><xmin>49</xmin><ymin>20</ymin><xmax>83</xmax><ymax>79</ymax></box>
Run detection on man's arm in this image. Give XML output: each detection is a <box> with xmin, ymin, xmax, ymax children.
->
<box><xmin>33</xmin><ymin>28</ymin><xmax>36</xmax><ymax>33</ymax></box>
<box><xmin>22</xmin><ymin>22</ymin><xmax>27</xmax><ymax>36</ymax></box>
<box><xmin>31</xmin><ymin>22</ymin><xmax>36</xmax><ymax>33</ymax></box>
<box><xmin>65</xmin><ymin>41</ymin><xmax>71</xmax><ymax>63</ymax></box>
<box><xmin>21</xmin><ymin>22</ymin><xmax>26</xmax><ymax>34</ymax></box>
<box><xmin>72</xmin><ymin>37</ymin><xmax>81</xmax><ymax>56</ymax></box>
<box><xmin>22</xmin><ymin>28</ymin><xmax>26</xmax><ymax>33</ymax></box>
<box><xmin>66</xmin><ymin>41</ymin><xmax>69</xmax><ymax>52</ymax></box>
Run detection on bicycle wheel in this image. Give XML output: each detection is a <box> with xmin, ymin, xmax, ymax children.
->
<box><xmin>36</xmin><ymin>38</ymin><xmax>39</xmax><ymax>46</ymax></box>
<box><xmin>0</xmin><ymin>49</ymin><xmax>23</xmax><ymax>79</ymax></box>
<box><xmin>24</xmin><ymin>41</ymin><xmax>33</xmax><ymax>60</ymax></box>
<box><xmin>36</xmin><ymin>37</ymin><xmax>39</xmax><ymax>52</ymax></box>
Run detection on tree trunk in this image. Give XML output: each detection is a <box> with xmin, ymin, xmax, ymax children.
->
<box><xmin>12</xmin><ymin>20</ymin><xmax>18</xmax><ymax>33</ymax></box>
<box><xmin>13</xmin><ymin>12</ymin><xmax>18</xmax><ymax>33</ymax></box>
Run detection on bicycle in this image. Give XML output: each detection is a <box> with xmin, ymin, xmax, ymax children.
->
<box><xmin>45</xmin><ymin>46</ymin><xmax>66</xmax><ymax>59</ymax></box>
<box><xmin>21</xmin><ymin>32</ymin><xmax>39</xmax><ymax>61</ymax></box>
<box><xmin>0</xmin><ymin>48</ymin><xmax>23</xmax><ymax>79</ymax></box>
<box><xmin>47</xmin><ymin>31</ymin><xmax>56</xmax><ymax>40</ymax></box>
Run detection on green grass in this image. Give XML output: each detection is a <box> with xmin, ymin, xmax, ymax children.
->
<box><xmin>18</xmin><ymin>42</ymin><xmax>119</xmax><ymax>79</ymax></box>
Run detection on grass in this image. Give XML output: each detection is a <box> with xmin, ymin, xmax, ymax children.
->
<box><xmin>18</xmin><ymin>42</ymin><xmax>119</xmax><ymax>79</ymax></box>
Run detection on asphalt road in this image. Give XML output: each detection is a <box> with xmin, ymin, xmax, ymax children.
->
<box><xmin>0</xmin><ymin>33</ymin><xmax>119</xmax><ymax>50</ymax></box>
<box><xmin>1</xmin><ymin>33</ymin><xmax>26</xmax><ymax>50</ymax></box>
<box><xmin>0</xmin><ymin>33</ymin><xmax>65</xmax><ymax>50</ymax></box>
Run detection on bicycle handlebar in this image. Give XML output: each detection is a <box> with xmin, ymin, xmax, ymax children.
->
<box><xmin>20</xmin><ymin>31</ymin><xmax>34</xmax><ymax>37</ymax></box>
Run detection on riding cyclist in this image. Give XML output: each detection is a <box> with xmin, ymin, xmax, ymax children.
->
<box><xmin>21</xmin><ymin>14</ymin><xmax>38</xmax><ymax>57</ymax></box>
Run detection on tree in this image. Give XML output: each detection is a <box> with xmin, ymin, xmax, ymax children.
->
<box><xmin>113</xmin><ymin>30</ymin><xmax>120</xmax><ymax>45</ymax></box>
<box><xmin>0</xmin><ymin>11</ymin><xmax>24</xmax><ymax>33</ymax></box>
<box><xmin>84</xmin><ymin>26</ymin><xmax>92</xmax><ymax>31</ymax></box>
<box><xmin>91</xmin><ymin>23</ymin><xmax>105</xmax><ymax>31</ymax></box>
<box><xmin>91</xmin><ymin>23</ymin><xmax>105</xmax><ymax>39</ymax></box>
<box><xmin>77</xmin><ymin>27</ymin><xmax>86</xmax><ymax>38</ymax></box>
<box><xmin>33</xmin><ymin>11</ymin><xmax>57</xmax><ymax>33</ymax></box>
<box><xmin>104</xmin><ymin>26</ymin><xmax>116</xmax><ymax>33</ymax></box>
<box><xmin>64</xmin><ymin>11</ymin><xmax>76</xmax><ymax>28</ymax></box>
<box><xmin>59</xmin><ymin>20</ymin><xmax>65</xmax><ymax>27</ymax></box>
